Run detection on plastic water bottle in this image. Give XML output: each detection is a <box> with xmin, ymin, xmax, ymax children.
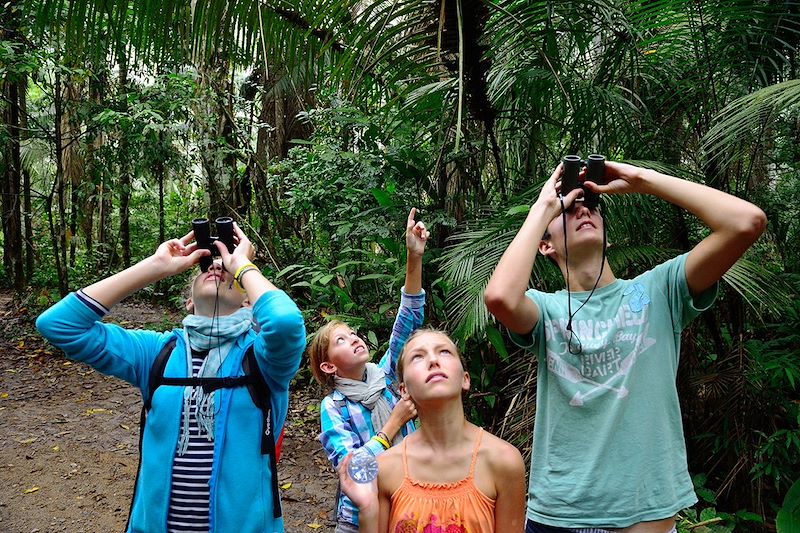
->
<box><xmin>347</xmin><ymin>447</ymin><xmax>378</xmax><ymax>483</ymax></box>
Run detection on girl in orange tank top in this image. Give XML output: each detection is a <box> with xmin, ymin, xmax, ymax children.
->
<box><xmin>339</xmin><ymin>329</ymin><xmax>526</xmax><ymax>533</ymax></box>
<box><xmin>389</xmin><ymin>427</ymin><xmax>494</xmax><ymax>532</ymax></box>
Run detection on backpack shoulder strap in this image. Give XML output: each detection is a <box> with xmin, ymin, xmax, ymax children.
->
<box><xmin>144</xmin><ymin>337</ymin><xmax>178</xmax><ymax>411</ymax></box>
<box><xmin>241</xmin><ymin>345</ymin><xmax>282</xmax><ymax>519</ymax></box>
<box><xmin>241</xmin><ymin>346</ymin><xmax>274</xmax><ymax>452</ymax></box>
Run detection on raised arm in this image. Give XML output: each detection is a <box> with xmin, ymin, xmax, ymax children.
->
<box><xmin>589</xmin><ymin>162</ymin><xmax>767</xmax><ymax>296</ymax></box>
<box><xmin>379</xmin><ymin>208</ymin><xmax>428</xmax><ymax>376</ymax></box>
<box><xmin>484</xmin><ymin>164</ymin><xmax>583</xmax><ymax>334</ymax></box>
<box><xmin>82</xmin><ymin>231</ymin><xmax>209</xmax><ymax>309</ymax></box>
<box><xmin>404</xmin><ymin>207</ymin><xmax>427</xmax><ymax>294</ymax></box>
<box><xmin>35</xmin><ymin>232</ymin><xmax>204</xmax><ymax>385</ymax></box>
<box><xmin>219</xmin><ymin>223</ymin><xmax>305</xmax><ymax>388</ymax></box>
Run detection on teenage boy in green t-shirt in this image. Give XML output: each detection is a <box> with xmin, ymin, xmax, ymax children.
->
<box><xmin>484</xmin><ymin>160</ymin><xmax>766</xmax><ymax>533</ymax></box>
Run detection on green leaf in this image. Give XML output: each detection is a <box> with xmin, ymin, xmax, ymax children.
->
<box><xmin>485</xmin><ymin>325</ymin><xmax>509</xmax><ymax>361</ymax></box>
<box><xmin>484</xmin><ymin>394</ymin><xmax>496</xmax><ymax>409</ymax></box>
<box><xmin>370</xmin><ymin>188</ymin><xmax>393</xmax><ymax>207</ymax></box>
<box><xmin>367</xmin><ymin>330</ymin><xmax>378</xmax><ymax>348</ymax></box>
<box><xmin>506</xmin><ymin>205</ymin><xmax>531</xmax><ymax>216</ymax></box>
<box><xmin>734</xmin><ymin>511</ymin><xmax>763</xmax><ymax>524</ymax></box>
<box><xmin>696</xmin><ymin>487</ymin><xmax>716</xmax><ymax>505</ymax></box>
<box><xmin>357</xmin><ymin>273</ymin><xmax>393</xmax><ymax>281</ymax></box>
<box><xmin>782</xmin><ymin>478</ymin><xmax>800</xmax><ymax>514</ymax></box>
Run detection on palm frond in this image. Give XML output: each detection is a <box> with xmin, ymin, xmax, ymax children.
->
<box><xmin>722</xmin><ymin>258</ymin><xmax>794</xmax><ymax>317</ymax></box>
<box><xmin>701</xmin><ymin>79</ymin><xmax>800</xmax><ymax>168</ymax></box>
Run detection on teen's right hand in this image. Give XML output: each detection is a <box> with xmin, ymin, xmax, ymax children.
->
<box><xmin>535</xmin><ymin>163</ymin><xmax>584</xmax><ymax>218</ymax></box>
<box><xmin>151</xmin><ymin>231</ymin><xmax>210</xmax><ymax>277</ymax></box>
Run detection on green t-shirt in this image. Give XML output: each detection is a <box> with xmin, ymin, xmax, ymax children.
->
<box><xmin>511</xmin><ymin>253</ymin><xmax>717</xmax><ymax>528</ymax></box>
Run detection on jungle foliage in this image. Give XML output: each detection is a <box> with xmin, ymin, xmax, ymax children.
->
<box><xmin>2</xmin><ymin>0</ymin><xmax>799</xmax><ymax>529</ymax></box>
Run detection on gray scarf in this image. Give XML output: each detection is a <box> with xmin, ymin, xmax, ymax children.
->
<box><xmin>333</xmin><ymin>362</ymin><xmax>402</xmax><ymax>446</ymax></box>
<box><xmin>177</xmin><ymin>307</ymin><xmax>253</xmax><ymax>455</ymax></box>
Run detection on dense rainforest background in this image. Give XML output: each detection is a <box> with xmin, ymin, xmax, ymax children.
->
<box><xmin>2</xmin><ymin>0</ymin><xmax>800</xmax><ymax>530</ymax></box>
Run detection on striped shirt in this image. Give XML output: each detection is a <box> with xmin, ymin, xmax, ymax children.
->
<box><xmin>319</xmin><ymin>288</ymin><xmax>425</xmax><ymax>527</ymax></box>
<box><xmin>167</xmin><ymin>349</ymin><xmax>214</xmax><ymax>533</ymax></box>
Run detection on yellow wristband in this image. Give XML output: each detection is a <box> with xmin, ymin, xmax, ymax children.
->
<box><xmin>233</xmin><ymin>262</ymin><xmax>258</xmax><ymax>282</ymax></box>
<box><xmin>233</xmin><ymin>264</ymin><xmax>258</xmax><ymax>293</ymax></box>
<box><xmin>371</xmin><ymin>435</ymin><xmax>390</xmax><ymax>450</ymax></box>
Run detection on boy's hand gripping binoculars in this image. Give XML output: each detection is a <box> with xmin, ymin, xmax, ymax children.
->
<box><xmin>192</xmin><ymin>217</ymin><xmax>234</xmax><ymax>272</ymax></box>
<box><xmin>561</xmin><ymin>154</ymin><xmax>606</xmax><ymax>210</ymax></box>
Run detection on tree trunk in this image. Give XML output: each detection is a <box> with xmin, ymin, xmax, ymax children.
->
<box><xmin>194</xmin><ymin>53</ymin><xmax>242</xmax><ymax>219</ymax></box>
<box><xmin>20</xmin><ymin>75</ymin><xmax>33</xmax><ymax>280</ymax></box>
<box><xmin>83</xmin><ymin>66</ymin><xmax>107</xmax><ymax>270</ymax></box>
<box><xmin>0</xmin><ymin>2</ymin><xmax>25</xmax><ymax>292</ymax></box>
<box><xmin>63</xmin><ymin>78</ymin><xmax>83</xmax><ymax>268</ymax></box>
<box><xmin>118</xmin><ymin>48</ymin><xmax>131</xmax><ymax>268</ymax></box>
<box><xmin>53</xmin><ymin>69</ymin><xmax>69</xmax><ymax>295</ymax></box>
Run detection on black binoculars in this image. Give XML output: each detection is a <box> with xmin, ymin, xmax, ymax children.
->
<box><xmin>561</xmin><ymin>154</ymin><xmax>606</xmax><ymax>209</ymax></box>
<box><xmin>192</xmin><ymin>217</ymin><xmax>234</xmax><ymax>272</ymax></box>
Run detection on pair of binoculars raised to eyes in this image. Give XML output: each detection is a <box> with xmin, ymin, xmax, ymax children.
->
<box><xmin>561</xmin><ymin>154</ymin><xmax>606</xmax><ymax>209</ymax></box>
<box><xmin>192</xmin><ymin>217</ymin><xmax>234</xmax><ymax>272</ymax></box>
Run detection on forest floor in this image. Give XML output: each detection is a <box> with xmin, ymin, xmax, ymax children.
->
<box><xmin>0</xmin><ymin>290</ymin><xmax>339</xmax><ymax>533</ymax></box>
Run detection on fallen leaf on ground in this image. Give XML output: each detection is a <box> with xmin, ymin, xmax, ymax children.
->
<box><xmin>84</xmin><ymin>408</ymin><xmax>112</xmax><ymax>415</ymax></box>
<box><xmin>306</xmin><ymin>523</ymin><xmax>322</xmax><ymax>529</ymax></box>
<box><xmin>280</xmin><ymin>482</ymin><xmax>292</xmax><ymax>490</ymax></box>
<box><xmin>24</xmin><ymin>487</ymin><xmax>40</xmax><ymax>494</ymax></box>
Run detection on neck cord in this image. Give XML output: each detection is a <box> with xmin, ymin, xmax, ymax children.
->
<box><xmin>558</xmin><ymin>196</ymin><xmax>608</xmax><ymax>355</ymax></box>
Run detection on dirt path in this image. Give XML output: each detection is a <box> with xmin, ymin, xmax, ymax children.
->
<box><xmin>0</xmin><ymin>292</ymin><xmax>338</xmax><ymax>532</ymax></box>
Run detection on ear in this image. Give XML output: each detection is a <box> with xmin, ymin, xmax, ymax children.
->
<box><xmin>320</xmin><ymin>361</ymin><xmax>337</xmax><ymax>375</ymax></box>
<box><xmin>399</xmin><ymin>382</ymin><xmax>410</xmax><ymax>400</ymax></box>
<box><xmin>185</xmin><ymin>297</ymin><xmax>194</xmax><ymax>313</ymax></box>
<box><xmin>539</xmin><ymin>239</ymin><xmax>556</xmax><ymax>259</ymax></box>
<box><xmin>461</xmin><ymin>371</ymin><xmax>471</xmax><ymax>393</ymax></box>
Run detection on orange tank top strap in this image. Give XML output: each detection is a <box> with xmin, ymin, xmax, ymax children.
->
<box><xmin>467</xmin><ymin>426</ymin><xmax>484</xmax><ymax>479</ymax></box>
<box><xmin>401</xmin><ymin>434</ymin><xmax>410</xmax><ymax>479</ymax></box>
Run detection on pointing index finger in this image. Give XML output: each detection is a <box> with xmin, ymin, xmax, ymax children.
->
<box><xmin>407</xmin><ymin>207</ymin><xmax>417</xmax><ymax>230</ymax></box>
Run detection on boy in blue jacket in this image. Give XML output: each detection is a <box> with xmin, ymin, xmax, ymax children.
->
<box><xmin>36</xmin><ymin>222</ymin><xmax>306</xmax><ymax>533</ymax></box>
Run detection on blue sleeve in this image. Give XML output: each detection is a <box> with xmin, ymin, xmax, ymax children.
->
<box><xmin>319</xmin><ymin>396</ymin><xmax>386</xmax><ymax>469</ymax></box>
<box><xmin>35</xmin><ymin>292</ymin><xmax>169</xmax><ymax>391</ymax></box>
<box><xmin>377</xmin><ymin>287</ymin><xmax>425</xmax><ymax>380</ymax></box>
<box><xmin>251</xmin><ymin>290</ymin><xmax>307</xmax><ymax>394</ymax></box>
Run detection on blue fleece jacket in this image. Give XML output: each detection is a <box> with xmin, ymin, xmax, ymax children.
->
<box><xmin>36</xmin><ymin>290</ymin><xmax>306</xmax><ymax>533</ymax></box>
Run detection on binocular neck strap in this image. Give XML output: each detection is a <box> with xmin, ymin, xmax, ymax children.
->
<box><xmin>559</xmin><ymin>199</ymin><xmax>607</xmax><ymax>355</ymax></box>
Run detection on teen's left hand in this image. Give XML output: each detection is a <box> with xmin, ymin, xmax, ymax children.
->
<box><xmin>406</xmin><ymin>207</ymin><xmax>429</xmax><ymax>257</ymax></box>
<box><xmin>584</xmin><ymin>160</ymin><xmax>645</xmax><ymax>196</ymax></box>
<box><xmin>215</xmin><ymin>222</ymin><xmax>256</xmax><ymax>273</ymax></box>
